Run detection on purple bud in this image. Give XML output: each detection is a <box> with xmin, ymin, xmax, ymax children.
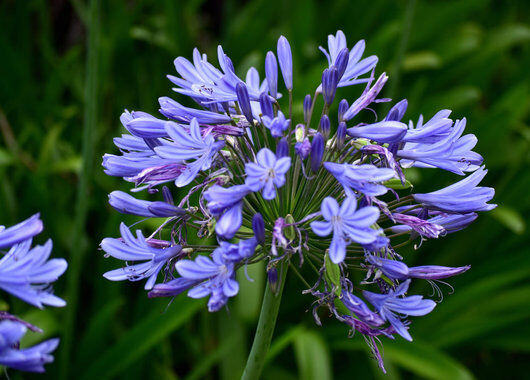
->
<box><xmin>259</xmin><ymin>92</ymin><xmax>274</xmax><ymax>119</ymax></box>
<box><xmin>252</xmin><ymin>213</ymin><xmax>266</xmax><ymax>245</ymax></box>
<box><xmin>236</xmin><ymin>82</ymin><xmax>254</xmax><ymax>124</ymax></box>
<box><xmin>335</xmin><ymin>48</ymin><xmax>350</xmax><ymax>80</ymax></box>
<box><xmin>267</xmin><ymin>266</ymin><xmax>279</xmax><ymax>294</ymax></box>
<box><xmin>338</xmin><ymin>99</ymin><xmax>349</xmax><ymax>122</ymax></box>
<box><xmin>276</xmin><ymin>138</ymin><xmax>289</xmax><ymax>158</ymax></box>
<box><xmin>385</xmin><ymin>99</ymin><xmax>408</xmax><ymax>122</ymax></box>
<box><xmin>408</xmin><ymin>265</ymin><xmax>471</xmax><ymax>280</ymax></box>
<box><xmin>277</xmin><ymin>35</ymin><xmax>293</xmax><ymax>90</ymax></box>
<box><xmin>310</xmin><ymin>133</ymin><xmax>325</xmax><ymax>173</ymax></box>
<box><xmin>322</xmin><ymin>67</ymin><xmax>339</xmax><ymax>105</ymax></box>
<box><xmin>148</xmin><ymin>277</ymin><xmax>198</xmax><ymax>298</ymax></box>
<box><xmin>162</xmin><ymin>186</ymin><xmax>174</xmax><ymax>205</ymax></box>
<box><xmin>336</xmin><ymin>121</ymin><xmax>347</xmax><ymax>149</ymax></box>
<box><xmin>320</xmin><ymin>115</ymin><xmax>330</xmax><ymax>139</ymax></box>
<box><xmin>148</xmin><ymin>202</ymin><xmax>186</xmax><ymax>217</ymax></box>
<box><xmin>224</xmin><ymin>56</ymin><xmax>235</xmax><ymax>73</ymax></box>
<box><xmin>265</xmin><ymin>51</ymin><xmax>278</xmax><ymax>98</ymax></box>
<box><xmin>295</xmin><ymin>138</ymin><xmax>311</xmax><ymax>159</ymax></box>
<box><xmin>303</xmin><ymin>94</ymin><xmax>312</xmax><ymax>124</ymax></box>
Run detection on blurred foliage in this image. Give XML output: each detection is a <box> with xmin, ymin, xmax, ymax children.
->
<box><xmin>0</xmin><ymin>0</ymin><xmax>529</xmax><ymax>379</ymax></box>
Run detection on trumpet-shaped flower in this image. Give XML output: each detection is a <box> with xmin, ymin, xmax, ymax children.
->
<box><xmin>363</xmin><ymin>280</ymin><xmax>436</xmax><ymax>341</ymax></box>
<box><xmin>0</xmin><ymin>321</ymin><xmax>59</xmax><ymax>373</ymax></box>
<box><xmin>0</xmin><ymin>238</ymin><xmax>67</xmax><ymax>309</ymax></box>
<box><xmin>310</xmin><ymin>196</ymin><xmax>380</xmax><ymax>263</ymax></box>
<box><xmin>245</xmin><ymin>148</ymin><xmax>291</xmax><ymax>200</ymax></box>
<box><xmin>102</xmin><ymin>223</ymin><xmax>182</xmax><ymax>290</ymax></box>
<box><xmin>176</xmin><ymin>249</ymin><xmax>239</xmax><ymax>312</ymax></box>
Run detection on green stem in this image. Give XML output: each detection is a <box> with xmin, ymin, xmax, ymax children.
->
<box><xmin>241</xmin><ymin>265</ymin><xmax>288</xmax><ymax>380</ymax></box>
<box><xmin>59</xmin><ymin>0</ymin><xmax>99</xmax><ymax>378</ymax></box>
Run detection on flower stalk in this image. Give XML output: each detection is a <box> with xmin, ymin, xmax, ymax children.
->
<box><xmin>242</xmin><ymin>264</ymin><xmax>288</xmax><ymax>380</ymax></box>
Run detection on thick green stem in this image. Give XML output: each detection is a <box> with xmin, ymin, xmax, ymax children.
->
<box><xmin>241</xmin><ymin>265</ymin><xmax>288</xmax><ymax>380</ymax></box>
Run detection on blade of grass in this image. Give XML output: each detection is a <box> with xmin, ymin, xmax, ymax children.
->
<box><xmin>60</xmin><ymin>0</ymin><xmax>100</xmax><ymax>378</ymax></box>
<box><xmin>81</xmin><ymin>298</ymin><xmax>202</xmax><ymax>380</ymax></box>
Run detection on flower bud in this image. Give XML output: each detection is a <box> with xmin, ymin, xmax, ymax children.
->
<box><xmin>336</xmin><ymin>121</ymin><xmax>347</xmax><ymax>149</ymax></box>
<box><xmin>320</xmin><ymin>115</ymin><xmax>330</xmax><ymax>139</ymax></box>
<box><xmin>338</xmin><ymin>99</ymin><xmax>349</xmax><ymax>122</ymax></box>
<box><xmin>277</xmin><ymin>36</ymin><xmax>293</xmax><ymax>90</ymax></box>
<box><xmin>236</xmin><ymin>82</ymin><xmax>253</xmax><ymax>124</ymax></box>
<box><xmin>311</xmin><ymin>133</ymin><xmax>325</xmax><ymax>173</ymax></box>
<box><xmin>252</xmin><ymin>213</ymin><xmax>266</xmax><ymax>245</ymax></box>
<box><xmin>276</xmin><ymin>138</ymin><xmax>289</xmax><ymax>158</ymax></box>
<box><xmin>303</xmin><ymin>94</ymin><xmax>312</xmax><ymax>124</ymax></box>
<box><xmin>162</xmin><ymin>186</ymin><xmax>174</xmax><ymax>204</ymax></box>
<box><xmin>259</xmin><ymin>92</ymin><xmax>274</xmax><ymax>119</ymax></box>
<box><xmin>265</xmin><ymin>51</ymin><xmax>278</xmax><ymax>98</ymax></box>
<box><xmin>335</xmin><ymin>48</ymin><xmax>349</xmax><ymax>80</ymax></box>
<box><xmin>295</xmin><ymin>138</ymin><xmax>311</xmax><ymax>159</ymax></box>
<box><xmin>322</xmin><ymin>67</ymin><xmax>339</xmax><ymax>105</ymax></box>
<box><xmin>267</xmin><ymin>266</ymin><xmax>279</xmax><ymax>294</ymax></box>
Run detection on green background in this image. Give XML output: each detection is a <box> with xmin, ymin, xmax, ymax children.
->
<box><xmin>1</xmin><ymin>0</ymin><xmax>529</xmax><ymax>379</ymax></box>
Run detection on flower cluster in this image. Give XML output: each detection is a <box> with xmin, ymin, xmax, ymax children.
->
<box><xmin>0</xmin><ymin>214</ymin><xmax>67</xmax><ymax>372</ymax></box>
<box><xmin>102</xmin><ymin>30</ymin><xmax>495</xmax><ymax>370</ymax></box>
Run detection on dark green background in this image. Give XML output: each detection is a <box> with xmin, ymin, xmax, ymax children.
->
<box><xmin>1</xmin><ymin>0</ymin><xmax>529</xmax><ymax>379</ymax></box>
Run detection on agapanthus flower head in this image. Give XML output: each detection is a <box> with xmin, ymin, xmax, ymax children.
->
<box><xmin>0</xmin><ymin>321</ymin><xmax>59</xmax><ymax>373</ymax></box>
<box><xmin>0</xmin><ymin>215</ymin><xmax>66</xmax><ymax>373</ymax></box>
<box><xmin>101</xmin><ymin>31</ymin><xmax>495</xmax><ymax>372</ymax></box>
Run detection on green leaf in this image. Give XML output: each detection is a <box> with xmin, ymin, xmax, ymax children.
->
<box><xmin>0</xmin><ymin>149</ymin><xmax>13</xmax><ymax>166</ymax></box>
<box><xmin>335</xmin><ymin>338</ymin><xmax>474</xmax><ymax>380</ymax></box>
<box><xmin>324</xmin><ymin>253</ymin><xmax>341</xmax><ymax>295</ymax></box>
<box><xmin>490</xmin><ymin>206</ymin><xmax>526</xmax><ymax>234</ymax></box>
<box><xmin>403</xmin><ymin>51</ymin><xmax>442</xmax><ymax>71</ymax></box>
<box><xmin>383</xmin><ymin>178</ymin><xmax>413</xmax><ymax>190</ymax></box>
<box><xmin>81</xmin><ymin>298</ymin><xmax>202</xmax><ymax>380</ymax></box>
<box><xmin>293</xmin><ymin>330</ymin><xmax>332</xmax><ymax>380</ymax></box>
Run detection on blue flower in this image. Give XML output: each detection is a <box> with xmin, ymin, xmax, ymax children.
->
<box><xmin>346</xmin><ymin>121</ymin><xmax>407</xmax><ymax>143</ymax></box>
<box><xmin>0</xmin><ymin>238</ymin><xmax>67</xmax><ymax>309</ymax></box>
<box><xmin>310</xmin><ymin>196</ymin><xmax>381</xmax><ymax>263</ymax></box>
<box><xmin>168</xmin><ymin>46</ymin><xmax>261</xmax><ymax>104</ymax></box>
<box><xmin>319</xmin><ymin>30</ymin><xmax>378</xmax><ymax>87</ymax></box>
<box><xmin>245</xmin><ymin>148</ymin><xmax>291</xmax><ymax>200</ymax></box>
<box><xmin>154</xmin><ymin>118</ymin><xmax>225</xmax><ymax>187</ymax></box>
<box><xmin>0</xmin><ymin>320</ymin><xmax>59</xmax><ymax>373</ymax></box>
<box><xmin>342</xmin><ymin>73</ymin><xmax>388</xmax><ymax>121</ymax></box>
<box><xmin>148</xmin><ymin>277</ymin><xmax>199</xmax><ymax>298</ymax></box>
<box><xmin>0</xmin><ymin>214</ymin><xmax>43</xmax><ymax>249</ymax></box>
<box><xmin>204</xmin><ymin>184</ymin><xmax>250</xmax><ymax>239</ymax></box>
<box><xmin>158</xmin><ymin>96</ymin><xmax>232</xmax><ymax>124</ymax></box>
<box><xmin>102</xmin><ymin>223</ymin><xmax>182</xmax><ymax>290</ymax></box>
<box><xmin>341</xmin><ymin>290</ymin><xmax>385</xmax><ymax>327</ymax></box>
<box><xmin>413</xmin><ymin>166</ymin><xmax>496</xmax><ymax>212</ymax></box>
<box><xmin>391</xmin><ymin>213</ymin><xmax>445</xmax><ymax>239</ymax></box>
<box><xmin>108</xmin><ymin>190</ymin><xmax>184</xmax><ymax>218</ymax></box>
<box><xmin>363</xmin><ymin>280</ymin><xmax>436</xmax><ymax>341</ymax></box>
<box><xmin>366</xmin><ymin>255</ymin><xmax>470</xmax><ymax>281</ymax></box>
<box><xmin>176</xmin><ymin>250</ymin><xmax>239</xmax><ymax>312</ymax></box>
<box><xmin>215</xmin><ymin>238</ymin><xmax>258</xmax><ymax>262</ymax></box>
<box><xmin>324</xmin><ymin>162</ymin><xmax>396</xmax><ymax>197</ymax></box>
<box><xmin>262</xmin><ymin>111</ymin><xmax>291</xmax><ymax>138</ymax></box>
<box><xmin>398</xmin><ymin>118</ymin><xmax>483</xmax><ymax>175</ymax></box>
